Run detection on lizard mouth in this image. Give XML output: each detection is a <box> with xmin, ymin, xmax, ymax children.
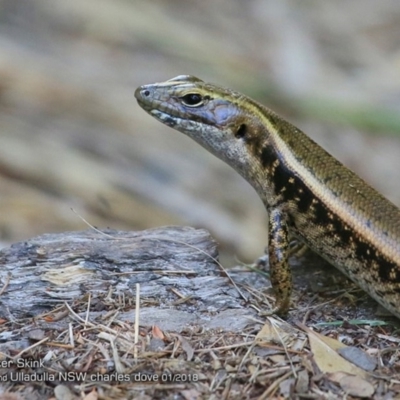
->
<box><xmin>149</xmin><ymin>109</ymin><xmax>213</xmax><ymax>135</ymax></box>
<box><xmin>135</xmin><ymin>93</ymin><xmax>186</xmax><ymax>128</ymax></box>
<box><xmin>150</xmin><ymin>109</ymin><xmax>181</xmax><ymax>128</ymax></box>
<box><xmin>149</xmin><ymin>109</ymin><xmax>210</xmax><ymax>129</ymax></box>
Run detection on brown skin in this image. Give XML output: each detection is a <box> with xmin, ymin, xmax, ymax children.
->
<box><xmin>135</xmin><ymin>75</ymin><xmax>400</xmax><ymax>319</ymax></box>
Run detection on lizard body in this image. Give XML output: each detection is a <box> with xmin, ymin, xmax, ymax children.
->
<box><xmin>135</xmin><ymin>75</ymin><xmax>400</xmax><ymax>319</ymax></box>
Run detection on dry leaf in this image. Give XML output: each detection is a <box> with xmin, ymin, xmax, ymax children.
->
<box><xmin>0</xmin><ymin>395</ymin><xmax>22</xmax><ymax>400</ymax></box>
<box><xmin>269</xmin><ymin>354</ymin><xmax>287</xmax><ymax>365</ymax></box>
<box><xmin>279</xmin><ymin>377</ymin><xmax>295</xmax><ymax>398</ymax></box>
<box><xmin>54</xmin><ymin>384</ymin><xmax>77</xmax><ymax>400</ymax></box>
<box><xmin>181</xmin><ymin>389</ymin><xmax>202</xmax><ymax>400</ymax></box>
<box><xmin>177</xmin><ymin>334</ymin><xmax>194</xmax><ymax>361</ymax></box>
<box><xmin>255</xmin><ymin>317</ymin><xmax>299</xmax><ymax>346</ymax></box>
<box><xmin>83</xmin><ymin>388</ymin><xmax>98</xmax><ymax>400</ymax></box>
<box><xmin>339</xmin><ymin>374</ymin><xmax>374</xmax><ymax>397</ymax></box>
<box><xmin>308</xmin><ymin>330</ymin><xmax>347</xmax><ymax>351</ymax></box>
<box><xmin>328</xmin><ymin>372</ymin><xmax>374</xmax><ymax>398</ymax></box>
<box><xmin>46</xmin><ymin>309</ymin><xmax>69</xmax><ymax>322</ymax></box>
<box><xmin>337</xmin><ymin>346</ymin><xmax>377</xmax><ymax>371</ymax></box>
<box><xmin>27</xmin><ymin>329</ymin><xmax>46</xmax><ymax>340</ymax></box>
<box><xmin>306</xmin><ymin>329</ymin><xmax>367</xmax><ymax>378</ymax></box>
<box><xmin>295</xmin><ymin>369</ymin><xmax>309</xmax><ymax>393</ymax></box>
<box><xmin>152</xmin><ymin>325</ymin><xmax>165</xmax><ymax>340</ymax></box>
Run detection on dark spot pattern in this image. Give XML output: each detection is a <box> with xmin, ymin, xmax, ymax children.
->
<box><xmin>270</xmin><ymin>212</ymin><xmax>287</xmax><ymax>246</ymax></box>
<box><xmin>296</xmin><ymin>191</ymin><xmax>314</xmax><ymax>213</ymax></box>
<box><xmin>235</xmin><ymin>124</ymin><xmax>247</xmax><ymax>139</ymax></box>
<box><xmin>272</xmin><ymin>162</ymin><xmax>291</xmax><ymax>194</ymax></box>
<box><xmin>378</xmin><ymin>261</ymin><xmax>400</xmax><ymax>283</ymax></box>
<box><xmin>323</xmin><ymin>211</ymin><xmax>353</xmax><ymax>243</ymax></box>
<box><xmin>354</xmin><ymin>240</ymin><xmax>371</xmax><ymax>261</ymax></box>
<box><xmin>260</xmin><ymin>151</ymin><xmax>399</xmax><ymax>284</ymax></box>
<box><xmin>163</xmin><ymin>116</ymin><xmax>177</xmax><ymax>127</ymax></box>
<box><xmin>242</xmin><ymin>130</ymin><xmax>264</xmax><ymax>157</ymax></box>
<box><xmin>259</xmin><ymin>143</ymin><xmax>275</xmax><ymax>169</ymax></box>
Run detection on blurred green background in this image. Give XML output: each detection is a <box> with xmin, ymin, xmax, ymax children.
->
<box><xmin>0</xmin><ymin>0</ymin><xmax>399</xmax><ymax>261</ymax></box>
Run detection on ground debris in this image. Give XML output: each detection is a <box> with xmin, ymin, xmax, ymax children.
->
<box><xmin>0</xmin><ymin>228</ymin><xmax>399</xmax><ymax>399</ymax></box>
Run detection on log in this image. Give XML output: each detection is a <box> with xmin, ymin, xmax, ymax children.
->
<box><xmin>0</xmin><ymin>226</ymin><xmax>262</xmax><ymax>331</ymax></box>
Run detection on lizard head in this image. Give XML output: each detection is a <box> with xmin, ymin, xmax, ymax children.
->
<box><xmin>135</xmin><ymin>75</ymin><xmax>270</xmax><ymax>181</ymax></box>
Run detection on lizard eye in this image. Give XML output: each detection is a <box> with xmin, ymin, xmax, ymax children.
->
<box><xmin>180</xmin><ymin>93</ymin><xmax>203</xmax><ymax>107</ymax></box>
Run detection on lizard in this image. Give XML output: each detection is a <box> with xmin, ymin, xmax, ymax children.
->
<box><xmin>135</xmin><ymin>75</ymin><xmax>400</xmax><ymax>319</ymax></box>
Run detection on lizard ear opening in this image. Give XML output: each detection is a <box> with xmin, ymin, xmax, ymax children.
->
<box><xmin>235</xmin><ymin>124</ymin><xmax>247</xmax><ymax>139</ymax></box>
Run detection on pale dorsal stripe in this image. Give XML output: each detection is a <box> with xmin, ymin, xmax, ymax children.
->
<box><xmin>270</xmin><ymin>132</ymin><xmax>400</xmax><ymax>265</ymax></box>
